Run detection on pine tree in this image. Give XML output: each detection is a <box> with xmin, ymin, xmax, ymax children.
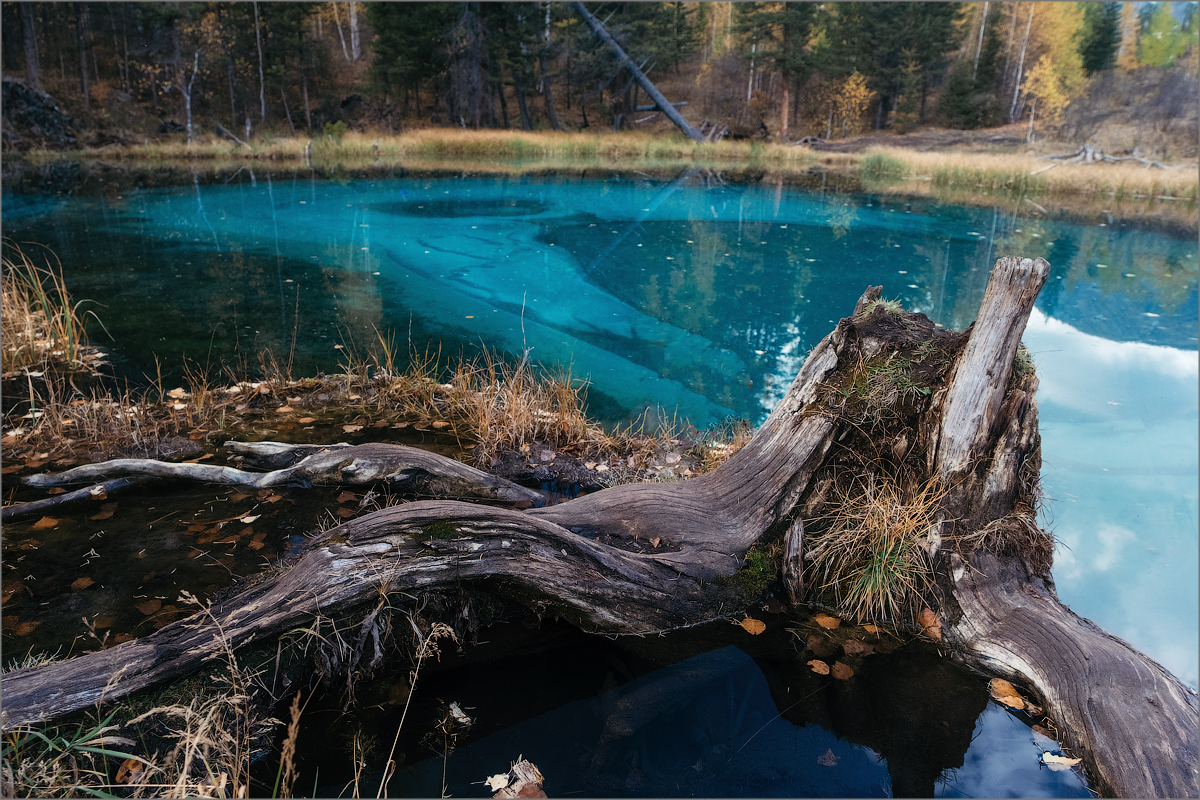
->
<box><xmin>1079</xmin><ymin>2</ymin><xmax>1122</xmax><ymax>75</ymax></box>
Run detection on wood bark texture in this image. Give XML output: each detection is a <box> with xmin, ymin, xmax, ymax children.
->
<box><xmin>4</xmin><ymin>260</ymin><xmax>1196</xmax><ymax>799</ymax></box>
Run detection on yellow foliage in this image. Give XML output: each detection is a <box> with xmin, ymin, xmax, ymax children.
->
<box><xmin>1022</xmin><ymin>54</ymin><xmax>1072</xmax><ymax>125</ymax></box>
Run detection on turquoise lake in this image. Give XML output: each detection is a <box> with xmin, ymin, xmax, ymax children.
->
<box><xmin>2</xmin><ymin>165</ymin><xmax>1195</xmax><ymax>795</ymax></box>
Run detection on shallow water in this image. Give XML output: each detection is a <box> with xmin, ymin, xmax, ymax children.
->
<box><xmin>3</xmin><ymin>164</ymin><xmax>1196</xmax><ymax>796</ymax></box>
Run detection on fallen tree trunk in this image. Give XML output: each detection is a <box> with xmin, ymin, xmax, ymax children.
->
<box><xmin>3</xmin><ymin>259</ymin><xmax>1195</xmax><ymax>797</ymax></box>
<box><xmin>571</xmin><ymin>1</ymin><xmax>703</xmax><ymax>142</ymax></box>
<box><xmin>22</xmin><ymin>441</ymin><xmax>540</xmax><ymax>503</ymax></box>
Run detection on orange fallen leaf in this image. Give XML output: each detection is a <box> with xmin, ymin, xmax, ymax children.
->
<box><xmin>740</xmin><ymin>618</ymin><xmax>766</xmax><ymax>635</ymax></box>
<box><xmin>46</xmin><ymin>487</ymin><xmax>67</xmax><ymax>495</ymax></box>
<box><xmin>135</xmin><ymin>599</ymin><xmax>162</xmax><ymax>616</ymax></box>
<box><xmin>817</xmin><ymin>748</ymin><xmax>840</xmax><ymax>767</ymax></box>
<box><xmin>248</xmin><ymin>539</ymin><xmax>266</xmax><ymax>550</ymax></box>
<box><xmin>116</xmin><ymin>757</ymin><xmax>146</xmax><ymax>784</ymax></box>
<box><xmin>14</xmin><ymin>620</ymin><xmax>41</xmax><ymax>636</ymax></box>
<box><xmin>297</xmin><ymin>417</ymin><xmax>317</xmax><ymax>424</ymax></box>
<box><xmin>111</xmin><ymin>633</ymin><xmax>134</xmax><ymax>644</ymax></box>
<box><xmin>988</xmin><ymin>678</ymin><xmax>1026</xmax><ymax>710</ymax></box>
<box><xmin>71</xmin><ymin>577</ymin><xmax>95</xmax><ymax>591</ymax></box>
<box><xmin>276</xmin><ymin>405</ymin><xmax>294</xmax><ymax>413</ymax></box>
<box><xmin>337</xmin><ymin>491</ymin><xmax>357</xmax><ymax>503</ymax></box>
<box><xmin>918</xmin><ymin>608</ymin><xmax>942</xmax><ymax>641</ymax></box>
<box><xmin>813</xmin><ymin>613</ymin><xmax>841</xmax><ymax>629</ymax></box>
<box><xmin>862</xmin><ymin>624</ymin><xmax>881</xmax><ymax>634</ymax></box>
<box><xmin>808</xmin><ymin>659</ymin><xmax>830</xmax><ymax>675</ymax></box>
<box><xmin>336</xmin><ymin>507</ymin><xmax>356</xmax><ymax>518</ymax></box>
<box><xmin>93</xmin><ymin>614</ymin><xmax>115</xmax><ymax>629</ymax></box>
<box><xmin>432</xmin><ymin>420</ymin><xmax>450</xmax><ymax>429</ymax></box>
<box><xmin>263</xmin><ymin>493</ymin><xmax>283</xmax><ymax>503</ymax></box>
<box><xmin>228</xmin><ymin>491</ymin><xmax>251</xmax><ymax>502</ymax></box>
<box><xmin>372</xmin><ymin>419</ymin><xmax>390</xmax><ymax>428</ymax></box>
<box><xmin>343</xmin><ymin>424</ymin><xmax>364</xmax><ymax>433</ymax></box>
<box><xmin>31</xmin><ymin>516</ymin><xmax>60</xmax><ymax>530</ymax></box>
<box><xmin>831</xmin><ymin>661</ymin><xmax>854</xmax><ymax>680</ymax></box>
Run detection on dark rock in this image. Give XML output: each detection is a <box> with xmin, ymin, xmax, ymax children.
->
<box><xmin>1</xmin><ymin>76</ymin><xmax>77</xmax><ymax>150</ymax></box>
<box><xmin>159</xmin><ymin>119</ymin><xmax>186</xmax><ymax>134</ymax></box>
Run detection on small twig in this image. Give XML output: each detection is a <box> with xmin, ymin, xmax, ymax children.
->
<box><xmin>216</xmin><ymin>122</ymin><xmax>253</xmax><ymax>152</ymax></box>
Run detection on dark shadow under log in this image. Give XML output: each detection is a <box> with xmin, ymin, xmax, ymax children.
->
<box><xmin>2</xmin><ymin>258</ymin><xmax>1195</xmax><ymax>798</ymax></box>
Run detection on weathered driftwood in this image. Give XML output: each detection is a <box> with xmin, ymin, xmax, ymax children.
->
<box><xmin>3</xmin><ymin>259</ymin><xmax>1196</xmax><ymax>798</ymax></box>
<box><xmin>0</xmin><ymin>476</ymin><xmax>154</xmax><ymax>522</ymax></box>
<box><xmin>571</xmin><ymin>1</ymin><xmax>703</xmax><ymax>142</ymax></box>
<box><xmin>22</xmin><ymin>441</ymin><xmax>540</xmax><ymax>503</ymax></box>
<box><xmin>1033</xmin><ymin>143</ymin><xmax>1175</xmax><ymax>172</ymax></box>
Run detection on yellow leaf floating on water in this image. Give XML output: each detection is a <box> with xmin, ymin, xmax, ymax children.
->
<box><xmin>71</xmin><ymin>577</ymin><xmax>95</xmax><ymax>591</ymax></box>
<box><xmin>808</xmin><ymin>659</ymin><xmax>830</xmax><ymax>675</ymax></box>
<box><xmin>1042</xmin><ymin>753</ymin><xmax>1081</xmax><ymax>771</ymax></box>
<box><xmin>741</xmin><ymin>618</ymin><xmax>766</xmax><ymax>635</ymax></box>
<box><xmin>31</xmin><ymin>516</ymin><xmax>59</xmax><ymax>530</ymax></box>
<box><xmin>813</xmin><ymin>613</ymin><xmax>841</xmax><ymax>629</ymax></box>
<box><xmin>989</xmin><ymin>677</ymin><xmax>1026</xmax><ymax>710</ymax></box>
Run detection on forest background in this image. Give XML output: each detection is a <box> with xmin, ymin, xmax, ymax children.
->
<box><xmin>2</xmin><ymin>1</ymin><xmax>1198</xmax><ymax>160</ymax></box>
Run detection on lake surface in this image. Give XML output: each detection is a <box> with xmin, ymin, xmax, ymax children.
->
<box><xmin>3</xmin><ymin>163</ymin><xmax>1195</xmax><ymax>796</ymax></box>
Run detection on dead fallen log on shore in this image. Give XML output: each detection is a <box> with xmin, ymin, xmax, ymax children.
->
<box><xmin>3</xmin><ymin>258</ymin><xmax>1195</xmax><ymax>798</ymax></box>
<box><xmin>1033</xmin><ymin>143</ymin><xmax>1176</xmax><ymax>172</ymax></box>
<box><xmin>21</xmin><ymin>441</ymin><xmax>540</xmax><ymax>503</ymax></box>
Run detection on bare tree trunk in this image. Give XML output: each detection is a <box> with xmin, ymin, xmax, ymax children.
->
<box><xmin>254</xmin><ymin>0</ymin><xmax>266</xmax><ymax>121</ymax></box>
<box><xmin>7</xmin><ymin>262</ymin><xmax>1197</xmax><ymax>799</ymax></box>
<box><xmin>1009</xmin><ymin>2</ymin><xmax>1034</xmax><ymax>124</ymax></box>
<box><xmin>332</xmin><ymin>1</ymin><xmax>351</xmax><ymax>64</ymax></box>
<box><xmin>973</xmin><ymin>1</ymin><xmax>990</xmax><ymax>81</ymax></box>
<box><xmin>20</xmin><ymin>3</ymin><xmax>40</xmax><ymax>92</ymax></box>
<box><xmin>76</xmin><ymin>3</ymin><xmax>90</xmax><ymax>112</ymax></box>
<box><xmin>513</xmin><ymin>73</ymin><xmax>533</xmax><ymax>130</ymax></box>
<box><xmin>348</xmin><ymin>1</ymin><xmax>360</xmax><ymax>62</ymax></box>
<box><xmin>303</xmin><ymin>74</ymin><xmax>312</xmax><ymax>129</ymax></box>
<box><xmin>571</xmin><ymin>1</ymin><xmax>703</xmax><ymax>141</ymax></box>
<box><xmin>280</xmin><ymin>87</ymin><xmax>296</xmax><ymax>135</ymax></box>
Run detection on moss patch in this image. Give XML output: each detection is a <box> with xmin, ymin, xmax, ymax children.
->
<box><xmin>420</xmin><ymin>520</ymin><xmax>461</xmax><ymax>540</ymax></box>
<box><xmin>719</xmin><ymin>547</ymin><xmax>777</xmax><ymax>598</ymax></box>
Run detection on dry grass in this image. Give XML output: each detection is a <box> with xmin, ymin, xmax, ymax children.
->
<box><xmin>858</xmin><ymin>145</ymin><xmax>1199</xmax><ymax>203</ymax></box>
<box><xmin>806</xmin><ymin>473</ymin><xmax>945</xmax><ymax>626</ymax></box>
<box><xmin>1</xmin><ymin>240</ymin><xmax>105</xmax><ymax>374</ymax></box>
<box><xmin>34</xmin><ymin>128</ymin><xmax>816</xmax><ymax>172</ymax></box>
<box><xmin>1</xmin><ymin>594</ymin><xmax>279</xmax><ymax>799</ymax></box>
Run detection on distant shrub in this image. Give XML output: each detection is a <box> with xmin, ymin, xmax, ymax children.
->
<box><xmin>323</xmin><ymin>121</ymin><xmax>349</xmax><ymax>144</ymax></box>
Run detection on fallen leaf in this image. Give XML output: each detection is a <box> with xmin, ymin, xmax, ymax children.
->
<box><xmin>1042</xmin><ymin>753</ymin><xmax>1081</xmax><ymax>771</ymax></box>
<box><xmin>111</xmin><ymin>632</ymin><xmax>134</xmax><ymax>644</ymax></box>
<box><xmin>372</xmin><ymin>419</ymin><xmax>390</xmax><ymax>428</ymax></box>
<box><xmin>14</xmin><ymin>620</ymin><xmax>41</xmax><ymax>636</ymax></box>
<box><xmin>813</xmin><ymin>613</ymin><xmax>841</xmax><ymax>629</ymax></box>
<box><xmin>989</xmin><ymin>677</ymin><xmax>1026</xmax><ymax>710</ymax></box>
<box><xmin>740</xmin><ymin>618</ymin><xmax>766</xmax><ymax>635</ymax></box>
<box><xmin>297</xmin><ymin>417</ymin><xmax>317</xmax><ymax>424</ymax></box>
<box><xmin>16</xmin><ymin>539</ymin><xmax>41</xmax><ymax>550</ymax></box>
<box><xmin>336</xmin><ymin>507</ymin><xmax>356</xmax><ymax>518</ymax></box>
<box><xmin>276</xmin><ymin>405</ymin><xmax>294</xmax><ymax>413</ymax></box>
<box><xmin>595</xmin><ymin>464</ymin><xmax>609</xmax><ymax>472</ymax></box>
<box><xmin>167</xmin><ymin>387</ymin><xmax>189</xmax><ymax>399</ymax></box>
<box><xmin>1025</xmin><ymin>702</ymin><xmax>1044</xmax><ymax>717</ymax></box>
<box><xmin>1</xmin><ymin>577</ymin><xmax>27</xmax><ymax>603</ymax></box>
<box><xmin>135</xmin><ymin>599</ymin><xmax>162</xmax><ymax>616</ymax></box>
<box><xmin>806</xmin><ymin>634</ymin><xmax>839</xmax><ymax>658</ymax></box>
<box><xmin>343</xmin><ymin>424</ymin><xmax>364</xmax><ymax>433</ymax></box>
<box><xmin>228</xmin><ymin>491</ymin><xmax>251</xmax><ymax>502</ymax></box>
<box><xmin>31</xmin><ymin>516</ymin><xmax>60</xmax><ymax>530</ymax></box>
<box><xmin>539</xmin><ymin>450</ymin><xmax>554</xmax><ymax>462</ymax></box>
<box><xmin>432</xmin><ymin>420</ymin><xmax>450</xmax><ymax>429</ymax></box>
<box><xmin>817</xmin><ymin>748</ymin><xmax>840</xmax><ymax>767</ymax></box>
<box><xmin>263</xmin><ymin>493</ymin><xmax>283</xmax><ymax>503</ymax></box>
<box><xmin>649</xmin><ymin>536</ymin><xmax>661</xmax><ymax>548</ymax></box>
<box><xmin>842</xmin><ymin>639</ymin><xmax>874</xmax><ymax>656</ymax></box>
<box><xmin>337</xmin><ymin>491</ymin><xmax>357</xmax><ymax>503</ymax></box>
<box><xmin>486</xmin><ymin>774</ymin><xmax>510</xmax><ymax>792</ymax></box>
<box><xmin>584</xmin><ymin>462</ymin><xmax>598</xmax><ymax>469</ymax></box>
<box><xmin>918</xmin><ymin>608</ymin><xmax>942</xmax><ymax>641</ymax></box>
<box><xmin>238</xmin><ymin>514</ymin><xmax>260</xmax><ymax>524</ymax></box>
<box><xmin>90</xmin><ymin>503</ymin><xmax>117</xmax><ymax>520</ymax></box>
<box><xmin>248</xmin><ymin>539</ymin><xmax>266</xmax><ymax>550</ymax></box>
<box><xmin>862</xmin><ymin>624</ymin><xmax>881</xmax><ymax>634</ymax></box>
<box><xmin>831</xmin><ymin>661</ymin><xmax>854</xmax><ymax>680</ymax></box>
<box><xmin>116</xmin><ymin>757</ymin><xmax>146</xmax><ymax>784</ymax></box>
<box><xmin>808</xmin><ymin>659</ymin><xmax>830</xmax><ymax>675</ymax></box>
<box><xmin>93</xmin><ymin>615</ymin><xmax>115</xmax><ymax>629</ymax></box>
<box><xmin>46</xmin><ymin>487</ymin><xmax>67</xmax><ymax>495</ymax></box>
<box><xmin>71</xmin><ymin>577</ymin><xmax>95</xmax><ymax>591</ymax></box>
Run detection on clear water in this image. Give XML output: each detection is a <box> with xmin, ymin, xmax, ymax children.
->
<box><xmin>3</xmin><ymin>166</ymin><xmax>1195</xmax><ymax>796</ymax></box>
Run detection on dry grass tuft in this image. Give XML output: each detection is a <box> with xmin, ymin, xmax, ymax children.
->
<box><xmin>806</xmin><ymin>473</ymin><xmax>945</xmax><ymax>626</ymax></box>
<box><xmin>1</xmin><ymin>240</ymin><xmax>104</xmax><ymax>374</ymax></box>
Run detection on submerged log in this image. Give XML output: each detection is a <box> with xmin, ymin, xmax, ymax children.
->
<box><xmin>2</xmin><ymin>258</ymin><xmax>1195</xmax><ymax>798</ymax></box>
